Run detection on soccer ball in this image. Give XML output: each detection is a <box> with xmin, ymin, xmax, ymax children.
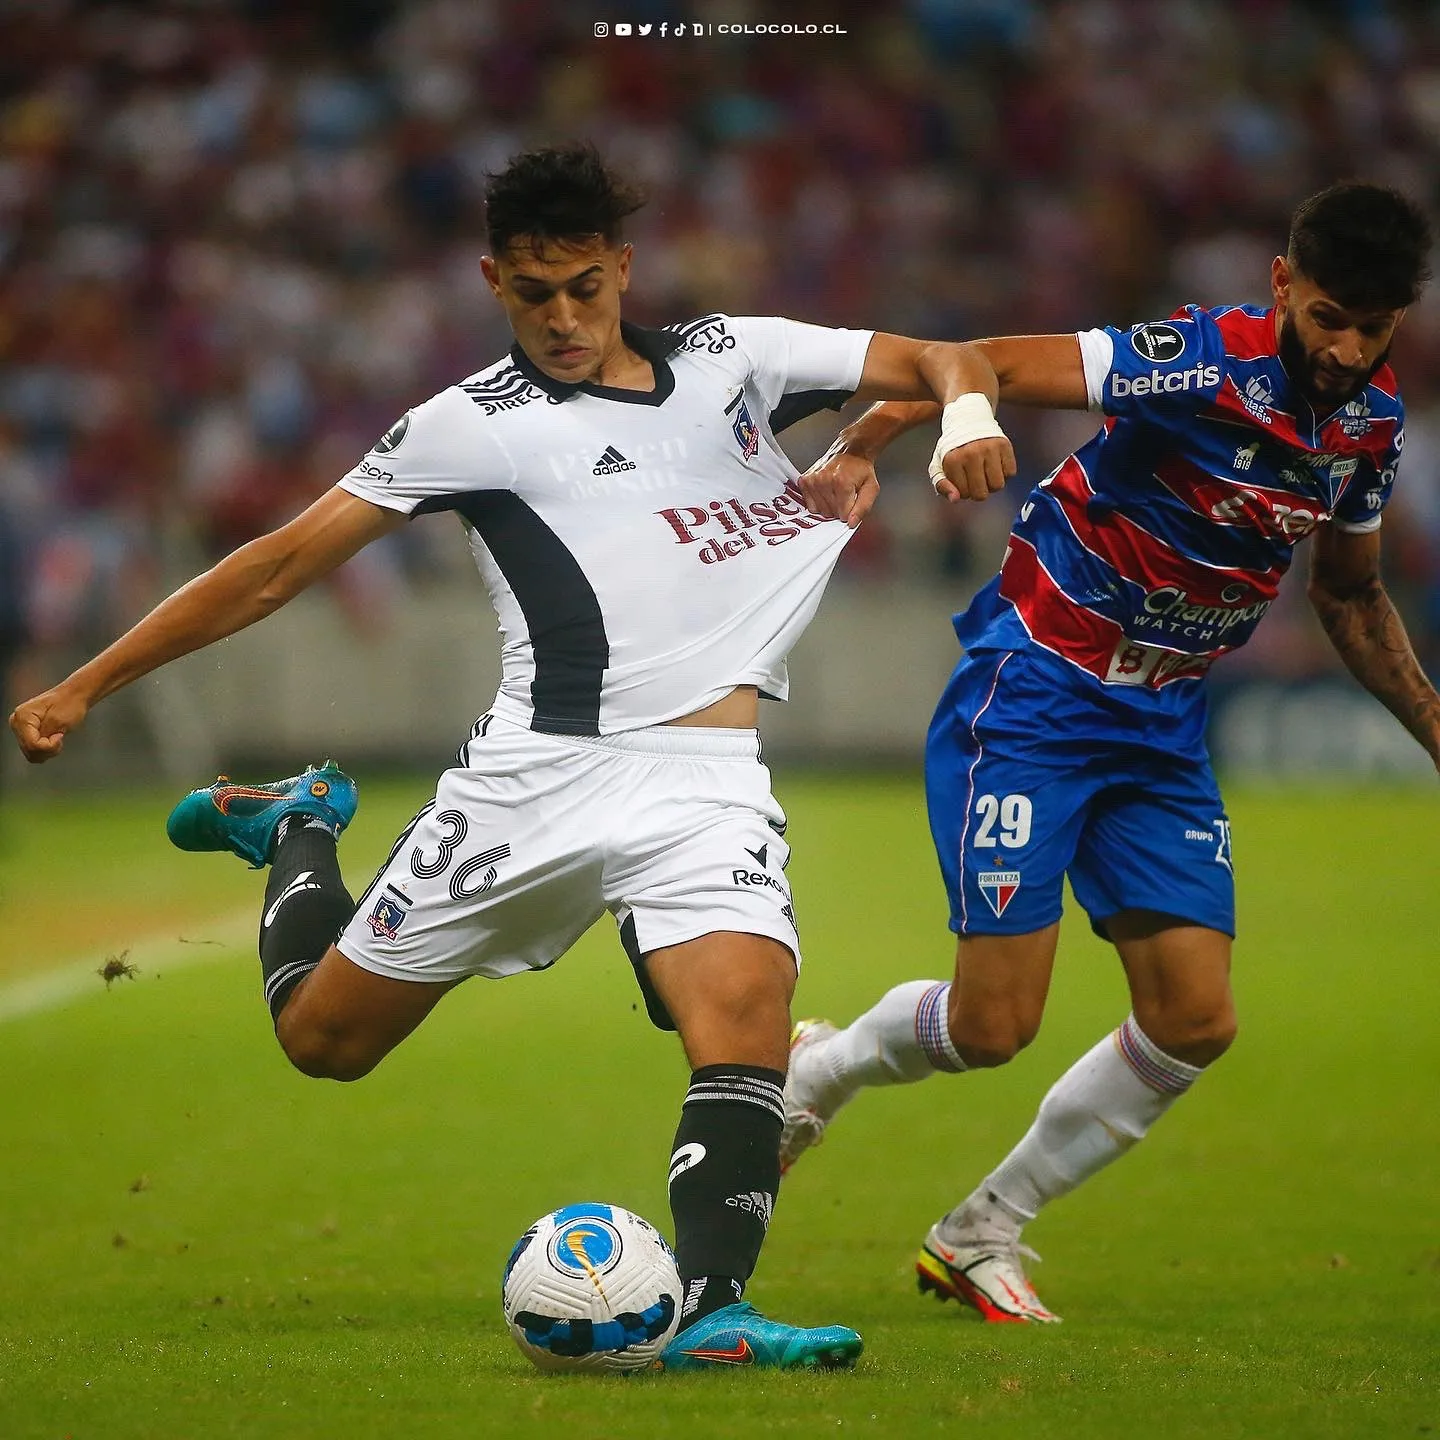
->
<box><xmin>501</xmin><ymin>1202</ymin><xmax>682</xmax><ymax>1373</ymax></box>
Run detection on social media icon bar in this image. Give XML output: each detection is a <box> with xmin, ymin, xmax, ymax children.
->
<box><xmin>597</xmin><ymin>19</ymin><xmax>718</xmax><ymax>38</ymax></box>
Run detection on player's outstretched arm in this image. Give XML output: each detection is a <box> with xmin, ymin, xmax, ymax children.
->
<box><xmin>1308</xmin><ymin>524</ymin><xmax>1440</xmax><ymax>771</ymax></box>
<box><xmin>9</xmin><ymin>488</ymin><xmax>404</xmax><ymax>764</ymax></box>
<box><xmin>802</xmin><ymin>334</ymin><xmax>1090</xmax><ymax>524</ymax></box>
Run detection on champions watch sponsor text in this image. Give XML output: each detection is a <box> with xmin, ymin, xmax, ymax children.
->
<box><xmin>656</xmin><ymin>477</ymin><xmax>834</xmax><ymax>564</ymax></box>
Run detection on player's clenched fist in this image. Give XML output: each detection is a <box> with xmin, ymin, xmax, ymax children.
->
<box><xmin>9</xmin><ymin>685</ymin><xmax>88</xmax><ymax>763</ymax></box>
<box><xmin>933</xmin><ymin>434</ymin><xmax>1017</xmax><ymax>503</ymax></box>
<box><xmin>930</xmin><ymin>393</ymin><xmax>1016</xmax><ymax>502</ymax></box>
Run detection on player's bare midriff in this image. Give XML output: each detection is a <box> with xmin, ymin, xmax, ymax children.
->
<box><xmin>665</xmin><ymin>685</ymin><xmax>760</xmax><ymax>728</ymax></box>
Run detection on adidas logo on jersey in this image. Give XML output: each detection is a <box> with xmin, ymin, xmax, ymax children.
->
<box><xmin>593</xmin><ymin>445</ymin><xmax>637</xmax><ymax>475</ymax></box>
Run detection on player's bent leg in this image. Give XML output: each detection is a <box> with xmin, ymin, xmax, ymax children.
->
<box><xmin>274</xmin><ymin>945</ymin><xmax>457</xmax><ymax>1081</ymax></box>
<box><xmin>643</xmin><ymin>931</ymin><xmax>860</xmax><ymax>1370</ymax></box>
<box><xmin>168</xmin><ymin>761</ymin><xmax>462</xmax><ymax>1082</ymax></box>
<box><xmin>780</xmin><ymin>926</ymin><xmax>1058</xmax><ymax>1173</ymax></box>
<box><xmin>1110</xmin><ymin>909</ymin><xmax>1237</xmax><ymax>1065</ymax></box>
<box><xmin>645</xmin><ymin>929</ymin><xmax>795</xmax><ymax>1072</ymax></box>
<box><xmin>945</xmin><ymin>925</ymin><xmax>1059</xmax><ymax>1067</ymax></box>
<box><xmin>925</xmin><ymin>915</ymin><xmax>1231</xmax><ymax>1323</ymax></box>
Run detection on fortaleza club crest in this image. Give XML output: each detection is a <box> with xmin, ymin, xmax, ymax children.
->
<box><xmin>978</xmin><ymin>868</ymin><xmax>1021</xmax><ymax>918</ymax></box>
<box><xmin>726</xmin><ymin>392</ymin><xmax>760</xmax><ymax>461</ymax></box>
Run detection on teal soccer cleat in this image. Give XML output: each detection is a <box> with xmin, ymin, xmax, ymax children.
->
<box><xmin>165</xmin><ymin>761</ymin><xmax>358</xmax><ymax>869</ymax></box>
<box><xmin>656</xmin><ymin>1302</ymin><xmax>862</xmax><ymax>1372</ymax></box>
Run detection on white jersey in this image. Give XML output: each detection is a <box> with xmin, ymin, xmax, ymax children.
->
<box><xmin>337</xmin><ymin>314</ymin><xmax>873</xmax><ymax>734</ymax></box>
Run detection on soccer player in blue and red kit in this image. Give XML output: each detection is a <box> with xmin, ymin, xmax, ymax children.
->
<box><xmin>780</xmin><ymin>182</ymin><xmax>1437</xmax><ymax>1322</ymax></box>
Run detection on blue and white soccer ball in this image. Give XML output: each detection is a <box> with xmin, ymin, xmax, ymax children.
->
<box><xmin>502</xmin><ymin>1203</ymin><xmax>682</xmax><ymax>1373</ymax></box>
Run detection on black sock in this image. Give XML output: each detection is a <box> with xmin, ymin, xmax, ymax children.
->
<box><xmin>258</xmin><ymin>818</ymin><xmax>354</xmax><ymax>1023</ymax></box>
<box><xmin>668</xmin><ymin>1064</ymin><xmax>784</xmax><ymax>1326</ymax></box>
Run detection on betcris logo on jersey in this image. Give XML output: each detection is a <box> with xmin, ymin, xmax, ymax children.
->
<box><xmin>1112</xmin><ymin>361</ymin><xmax>1221</xmax><ymax>400</ymax></box>
<box><xmin>1112</xmin><ymin>323</ymin><xmax>1220</xmax><ymax>400</ymax></box>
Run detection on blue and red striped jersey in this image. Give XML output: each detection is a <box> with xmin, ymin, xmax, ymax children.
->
<box><xmin>957</xmin><ymin>303</ymin><xmax>1404</xmax><ymax>702</ymax></box>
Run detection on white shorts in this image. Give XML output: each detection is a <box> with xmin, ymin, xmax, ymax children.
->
<box><xmin>336</xmin><ymin>714</ymin><xmax>799</xmax><ymax>1028</ymax></box>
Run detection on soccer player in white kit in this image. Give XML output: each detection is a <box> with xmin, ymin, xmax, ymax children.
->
<box><xmin>9</xmin><ymin>145</ymin><xmax>1003</xmax><ymax>1371</ymax></box>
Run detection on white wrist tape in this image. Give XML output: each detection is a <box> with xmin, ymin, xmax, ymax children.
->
<box><xmin>929</xmin><ymin>393</ymin><xmax>1005</xmax><ymax>487</ymax></box>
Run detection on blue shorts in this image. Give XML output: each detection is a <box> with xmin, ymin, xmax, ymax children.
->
<box><xmin>925</xmin><ymin>646</ymin><xmax>1234</xmax><ymax>940</ymax></box>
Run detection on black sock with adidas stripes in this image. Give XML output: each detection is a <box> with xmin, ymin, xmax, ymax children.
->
<box><xmin>258</xmin><ymin>817</ymin><xmax>354</xmax><ymax>1023</ymax></box>
<box><xmin>668</xmin><ymin>1064</ymin><xmax>785</xmax><ymax>1329</ymax></box>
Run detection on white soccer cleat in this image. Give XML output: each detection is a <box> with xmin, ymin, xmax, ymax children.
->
<box><xmin>780</xmin><ymin>1019</ymin><xmax>840</xmax><ymax>1175</ymax></box>
<box><xmin>916</xmin><ymin>1220</ymin><xmax>1061</xmax><ymax>1324</ymax></box>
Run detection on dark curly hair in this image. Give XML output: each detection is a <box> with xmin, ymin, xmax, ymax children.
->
<box><xmin>1288</xmin><ymin>182</ymin><xmax>1432</xmax><ymax>311</ymax></box>
<box><xmin>484</xmin><ymin>144</ymin><xmax>646</xmax><ymax>257</ymax></box>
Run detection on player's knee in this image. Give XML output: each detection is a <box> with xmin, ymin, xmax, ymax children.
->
<box><xmin>276</xmin><ymin>1015</ymin><xmax>379</xmax><ymax>1082</ymax></box>
<box><xmin>946</xmin><ymin>1006</ymin><xmax>1040</xmax><ymax>1070</ymax></box>
<box><xmin>1135</xmin><ymin>1000</ymin><xmax>1238</xmax><ymax>1068</ymax></box>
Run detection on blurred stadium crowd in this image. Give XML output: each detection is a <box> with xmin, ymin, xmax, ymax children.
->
<box><xmin>4</xmin><ymin>0</ymin><xmax>1440</xmax><ymax>697</ymax></box>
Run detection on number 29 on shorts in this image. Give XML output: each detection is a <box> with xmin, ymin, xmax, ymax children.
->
<box><xmin>972</xmin><ymin>792</ymin><xmax>1032</xmax><ymax>849</ymax></box>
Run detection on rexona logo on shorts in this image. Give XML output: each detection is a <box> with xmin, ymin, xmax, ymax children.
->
<box><xmin>1129</xmin><ymin>322</ymin><xmax>1187</xmax><ymax>362</ymax></box>
<box><xmin>732</xmin><ymin>865</ymin><xmax>788</xmax><ymax>896</ymax></box>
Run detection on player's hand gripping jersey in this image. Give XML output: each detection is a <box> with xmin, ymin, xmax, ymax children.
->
<box><xmin>339</xmin><ymin>315</ymin><xmax>871</xmax><ymax>734</ymax></box>
<box><xmin>959</xmin><ymin>304</ymin><xmax>1405</xmax><ymax>694</ymax></box>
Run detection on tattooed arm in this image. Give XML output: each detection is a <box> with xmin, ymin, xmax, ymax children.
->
<box><xmin>1308</xmin><ymin>524</ymin><xmax>1440</xmax><ymax>770</ymax></box>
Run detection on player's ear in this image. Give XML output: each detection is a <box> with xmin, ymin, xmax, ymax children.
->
<box><xmin>1270</xmin><ymin>255</ymin><xmax>1290</xmax><ymax>307</ymax></box>
<box><xmin>615</xmin><ymin>242</ymin><xmax>633</xmax><ymax>295</ymax></box>
<box><xmin>480</xmin><ymin>254</ymin><xmax>504</xmax><ymax>300</ymax></box>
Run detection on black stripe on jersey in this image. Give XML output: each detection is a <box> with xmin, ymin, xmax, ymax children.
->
<box><xmin>769</xmin><ymin>388</ymin><xmax>854</xmax><ymax>435</ymax></box>
<box><xmin>415</xmin><ymin>491</ymin><xmax>609</xmax><ymax>736</ymax></box>
<box><xmin>463</xmin><ymin>363</ymin><xmax>524</xmax><ymax>392</ymax></box>
<box><xmin>462</xmin><ymin>366</ymin><xmax>547</xmax><ymax>414</ymax></box>
<box><xmin>667</xmin><ymin>312</ymin><xmax>726</xmax><ymax>341</ymax></box>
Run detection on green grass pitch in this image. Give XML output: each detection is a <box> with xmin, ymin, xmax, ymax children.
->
<box><xmin>0</xmin><ymin>774</ymin><xmax>1436</xmax><ymax>1438</ymax></box>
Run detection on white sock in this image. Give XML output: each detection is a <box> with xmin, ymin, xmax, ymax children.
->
<box><xmin>815</xmin><ymin>980</ymin><xmax>965</xmax><ymax>1111</ymax></box>
<box><xmin>949</xmin><ymin>1014</ymin><xmax>1202</xmax><ymax>1238</ymax></box>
